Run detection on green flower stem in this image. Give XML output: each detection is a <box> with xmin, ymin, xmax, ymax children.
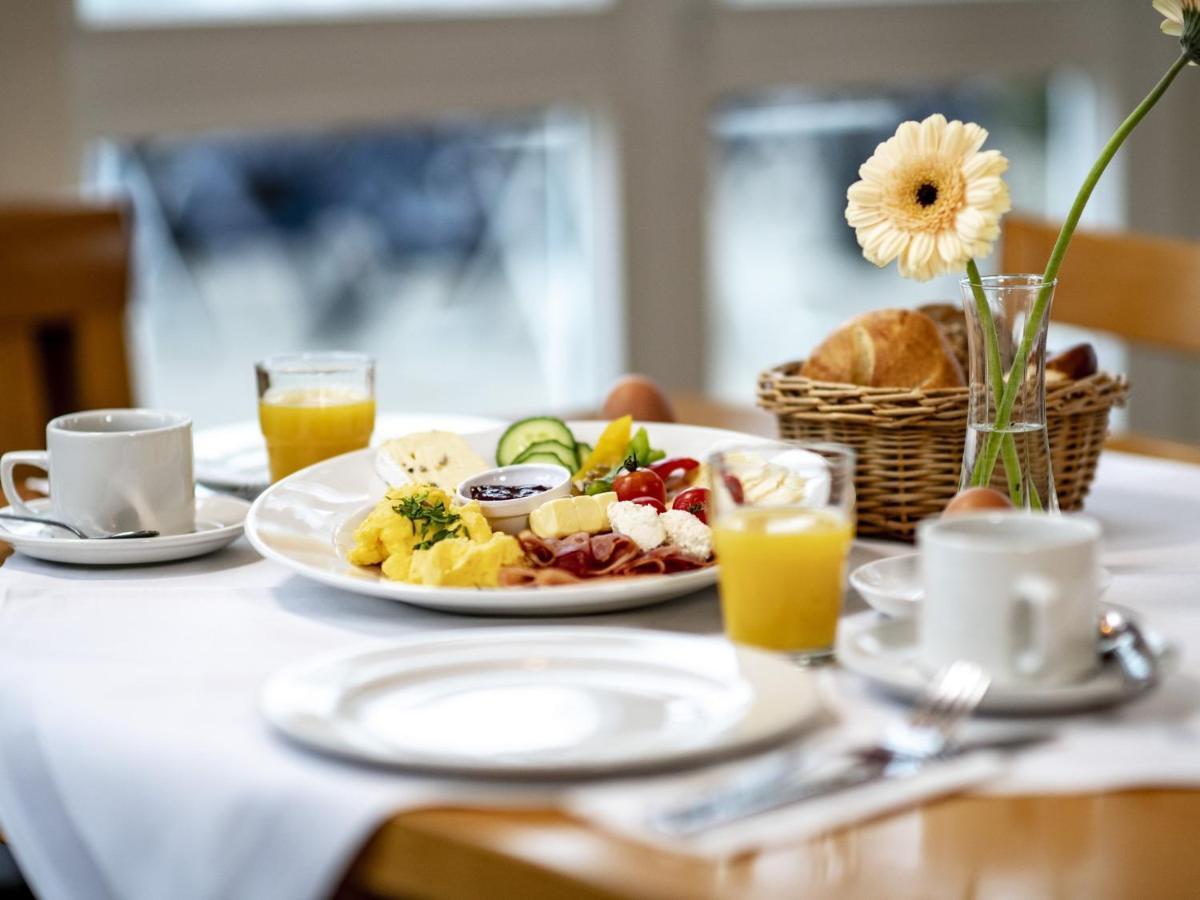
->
<box><xmin>964</xmin><ymin>259</ymin><xmax>1024</xmax><ymax>505</ymax></box>
<box><xmin>974</xmin><ymin>51</ymin><xmax>1191</xmax><ymax>484</ymax></box>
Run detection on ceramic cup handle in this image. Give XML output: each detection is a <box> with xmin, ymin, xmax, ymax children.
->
<box><xmin>1</xmin><ymin>451</ymin><xmax>49</xmax><ymax>517</ymax></box>
<box><xmin>1011</xmin><ymin>574</ymin><xmax>1059</xmax><ymax>678</ymax></box>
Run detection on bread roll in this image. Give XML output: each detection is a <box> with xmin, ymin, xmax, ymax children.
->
<box><xmin>918</xmin><ymin>302</ymin><xmax>969</xmax><ymax>376</ymax></box>
<box><xmin>802</xmin><ymin>309</ymin><xmax>965</xmax><ymax>389</ymax></box>
<box><xmin>1046</xmin><ymin>343</ymin><xmax>1098</xmax><ymax>382</ymax></box>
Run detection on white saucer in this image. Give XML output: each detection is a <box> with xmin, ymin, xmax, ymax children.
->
<box><xmin>0</xmin><ymin>494</ymin><xmax>250</xmax><ymax>565</ymax></box>
<box><xmin>837</xmin><ymin>606</ymin><xmax>1174</xmax><ymax>716</ymax></box>
<box><xmin>850</xmin><ymin>553</ymin><xmax>1114</xmax><ymax>618</ymax></box>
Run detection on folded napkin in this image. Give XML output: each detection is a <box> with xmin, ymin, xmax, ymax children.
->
<box><xmin>566</xmin><ymin>739</ymin><xmax>1006</xmax><ymax>859</ymax></box>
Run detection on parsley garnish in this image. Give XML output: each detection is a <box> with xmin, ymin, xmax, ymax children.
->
<box><xmin>392</xmin><ymin>493</ymin><xmax>464</xmax><ymax>551</ymax></box>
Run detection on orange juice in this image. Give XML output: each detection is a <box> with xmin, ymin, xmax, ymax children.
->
<box><xmin>259</xmin><ymin>387</ymin><xmax>375</xmax><ymax>481</ymax></box>
<box><xmin>713</xmin><ymin>507</ymin><xmax>853</xmax><ymax>656</ymax></box>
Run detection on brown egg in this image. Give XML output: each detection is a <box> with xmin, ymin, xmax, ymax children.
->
<box><xmin>601</xmin><ymin>374</ymin><xmax>676</xmax><ymax>423</ymax></box>
<box><xmin>943</xmin><ymin>487</ymin><xmax>1014</xmax><ymax>516</ymax></box>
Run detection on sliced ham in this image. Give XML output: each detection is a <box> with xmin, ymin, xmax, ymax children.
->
<box><xmin>518</xmin><ymin>532</ymin><xmax>557</xmax><ymax>566</ymax></box>
<box><xmin>515</xmin><ymin>530</ymin><xmax>711</xmax><ymax>581</ymax></box>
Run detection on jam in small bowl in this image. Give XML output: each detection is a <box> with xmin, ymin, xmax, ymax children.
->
<box><xmin>456</xmin><ymin>464</ymin><xmax>572</xmax><ymax>534</ymax></box>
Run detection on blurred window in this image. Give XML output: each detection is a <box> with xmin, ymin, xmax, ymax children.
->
<box><xmin>97</xmin><ymin>112</ymin><xmax>601</xmax><ymax>426</ymax></box>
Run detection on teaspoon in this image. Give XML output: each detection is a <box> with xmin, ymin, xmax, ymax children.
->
<box><xmin>0</xmin><ymin>513</ymin><xmax>159</xmax><ymax>540</ymax></box>
<box><xmin>1099</xmin><ymin>609</ymin><xmax>1158</xmax><ymax>686</ymax></box>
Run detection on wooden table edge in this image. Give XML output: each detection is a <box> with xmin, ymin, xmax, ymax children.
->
<box><xmin>341</xmin><ymin>787</ymin><xmax>1200</xmax><ymax>900</ymax></box>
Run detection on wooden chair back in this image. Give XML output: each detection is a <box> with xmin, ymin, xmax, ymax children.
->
<box><xmin>0</xmin><ymin>203</ymin><xmax>133</xmax><ymax>453</ymax></box>
<box><xmin>1002</xmin><ymin>215</ymin><xmax>1200</xmax><ymax>464</ymax></box>
<box><xmin>1001</xmin><ymin>215</ymin><xmax>1200</xmax><ymax>353</ymax></box>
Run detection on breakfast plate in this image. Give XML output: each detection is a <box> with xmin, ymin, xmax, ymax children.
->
<box><xmin>194</xmin><ymin>413</ymin><xmax>502</xmax><ymax>500</ymax></box>
<box><xmin>245</xmin><ymin>421</ymin><xmax>764</xmax><ymax>615</ymax></box>
<box><xmin>261</xmin><ymin>627</ymin><xmax>825</xmax><ymax>777</ymax></box>
<box><xmin>850</xmin><ymin>553</ymin><xmax>1115</xmax><ymax>618</ymax></box>
<box><xmin>837</xmin><ymin>606</ymin><xmax>1175</xmax><ymax>715</ymax></box>
<box><xmin>0</xmin><ymin>494</ymin><xmax>250</xmax><ymax>565</ymax></box>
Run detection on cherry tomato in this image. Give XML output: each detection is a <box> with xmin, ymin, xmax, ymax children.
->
<box><xmin>613</xmin><ymin>468</ymin><xmax>667</xmax><ymax>505</ymax></box>
<box><xmin>671</xmin><ymin>487</ymin><xmax>711</xmax><ymax>524</ymax></box>
<box><xmin>649</xmin><ymin>457</ymin><xmax>700</xmax><ymax>483</ymax></box>
<box><xmin>722</xmin><ymin>474</ymin><xmax>745</xmax><ymax>504</ymax></box>
<box><xmin>631</xmin><ymin>496</ymin><xmax>667</xmax><ymax>514</ymax></box>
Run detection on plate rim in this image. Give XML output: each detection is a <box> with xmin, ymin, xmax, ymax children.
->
<box><xmin>261</xmin><ymin>626</ymin><xmax>825</xmax><ymax>778</ymax></box>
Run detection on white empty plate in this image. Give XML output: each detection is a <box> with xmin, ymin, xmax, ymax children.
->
<box><xmin>0</xmin><ymin>494</ymin><xmax>250</xmax><ymax>565</ymax></box>
<box><xmin>850</xmin><ymin>553</ymin><xmax>1114</xmax><ymax>618</ymax></box>
<box><xmin>837</xmin><ymin>607</ymin><xmax>1174</xmax><ymax>715</ymax></box>
<box><xmin>262</xmin><ymin>627</ymin><xmax>825</xmax><ymax>777</ymax></box>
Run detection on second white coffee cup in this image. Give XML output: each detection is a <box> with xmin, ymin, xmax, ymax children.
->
<box><xmin>918</xmin><ymin>512</ymin><xmax>1101</xmax><ymax>688</ymax></box>
<box><xmin>1</xmin><ymin>409</ymin><xmax>195</xmax><ymax>537</ymax></box>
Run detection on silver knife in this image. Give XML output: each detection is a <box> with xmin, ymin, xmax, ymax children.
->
<box><xmin>650</xmin><ymin>755</ymin><xmax>898</xmax><ymax>837</ymax></box>
<box><xmin>650</xmin><ymin>733</ymin><xmax>1047</xmax><ymax>838</ymax></box>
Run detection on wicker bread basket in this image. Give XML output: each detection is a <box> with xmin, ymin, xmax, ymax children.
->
<box><xmin>757</xmin><ymin>361</ymin><xmax>1129</xmax><ymax>542</ymax></box>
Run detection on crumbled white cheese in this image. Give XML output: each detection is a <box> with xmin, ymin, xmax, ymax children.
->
<box><xmin>660</xmin><ymin>509</ymin><xmax>713</xmax><ymax>560</ymax></box>
<box><xmin>607</xmin><ymin>501</ymin><xmax>666</xmax><ymax>552</ymax></box>
<box><xmin>721</xmin><ymin>450</ymin><xmax>831</xmax><ymax>507</ymax></box>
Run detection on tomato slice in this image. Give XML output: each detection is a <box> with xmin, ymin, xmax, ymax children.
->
<box><xmin>722</xmin><ymin>474</ymin><xmax>745</xmax><ymax>505</ymax></box>
<box><xmin>630</xmin><ymin>496</ymin><xmax>666</xmax><ymax>514</ymax></box>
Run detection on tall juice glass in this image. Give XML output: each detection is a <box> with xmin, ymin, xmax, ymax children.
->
<box><xmin>256</xmin><ymin>352</ymin><xmax>376</xmax><ymax>482</ymax></box>
<box><xmin>709</xmin><ymin>443</ymin><xmax>856</xmax><ymax>665</ymax></box>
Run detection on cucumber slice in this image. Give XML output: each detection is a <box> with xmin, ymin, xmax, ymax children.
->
<box><xmin>510</xmin><ymin>451</ymin><xmax>572</xmax><ymax>471</ymax></box>
<box><xmin>512</xmin><ymin>440</ymin><xmax>577</xmax><ymax>470</ymax></box>
<box><xmin>574</xmin><ymin>442</ymin><xmax>593</xmax><ymax>467</ymax></box>
<box><xmin>496</xmin><ymin>416</ymin><xmax>576</xmax><ymax>467</ymax></box>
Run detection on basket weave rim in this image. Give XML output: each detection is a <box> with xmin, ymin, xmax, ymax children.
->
<box><xmin>759</xmin><ymin>359</ymin><xmax>1128</xmax><ymax>400</ymax></box>
<box><xmin>757</xmin><ymin>359</ymin><xmax>1129</xmax><ymax>428</ymax></box>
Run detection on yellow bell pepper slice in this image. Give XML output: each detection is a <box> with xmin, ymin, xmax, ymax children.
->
<box><xmin>572</xmin><ymin>415</ymin><xmax>632</xmax><ymax>481</ymax></box>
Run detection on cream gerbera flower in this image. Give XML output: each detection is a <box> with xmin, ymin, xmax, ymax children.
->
<box><xmin>1155</xmin><ymin>0</ymin><xmax>1200</xmax><ymax>64</ymax></box>
<box><xmin>845</xmin><ymin>114</ymin><xmax>1011</xmax><ymax>282</ymax></box>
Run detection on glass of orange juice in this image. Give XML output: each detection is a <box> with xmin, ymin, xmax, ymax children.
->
<box><xmin>709</xmin><ymin>442</ymin><xmax>856</xmax><ymax>665</ymax></box>
<box><xmin>256</xmin><ymin>352</ymin><xmax>376</xmax><ymax>482</ymax></box>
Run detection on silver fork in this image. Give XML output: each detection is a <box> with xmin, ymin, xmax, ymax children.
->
<box><xmin>651</xmin><ymin>661</ymin><xmax>991</xmax><ymax>837</ymax></box>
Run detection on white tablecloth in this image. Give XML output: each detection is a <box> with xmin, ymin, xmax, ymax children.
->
<box><xmin>2</xmin><ymin>452</ymin><xmax>1199</xmax><ymax>900</ymax></box>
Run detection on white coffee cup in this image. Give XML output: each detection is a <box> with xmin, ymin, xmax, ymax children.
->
<box><xmin>1</xmin><ymin>409</ymin><xmax>195</xmax><ymax>537</ymax></box>
<box><xmin>918</xmin><ymin>512</ymin><xmax>1101</xmax><ymax>688</ymax></box>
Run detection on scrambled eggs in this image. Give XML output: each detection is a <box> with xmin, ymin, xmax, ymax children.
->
<box><xmin>347</xmin><ymin>485</ymin><xmax>523</xmax><ymax>587</ymax></box>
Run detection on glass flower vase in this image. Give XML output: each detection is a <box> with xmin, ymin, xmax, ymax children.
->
<box><xmin>958</xmin><ymin>274</ymin><xmax>1059</xmax><ymax>513</ymax></box>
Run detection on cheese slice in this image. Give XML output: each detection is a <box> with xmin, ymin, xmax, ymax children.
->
<box><xmin>374</xmin><ymin>431</ymin><xmax>489</xmax><ymax>494</ymax></box>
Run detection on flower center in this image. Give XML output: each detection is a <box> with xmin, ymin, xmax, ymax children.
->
<box><xmin>881</xmin><ymin>159</ymin><xmax>967</xmax><ymax>234</ymax></box>
<box><xmin>1183</xmin><ymin>7</ymin><xmax>1200</xmax><ymax>65</ymax></box>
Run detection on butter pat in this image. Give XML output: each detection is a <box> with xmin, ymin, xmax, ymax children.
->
<box><xmin>529</xmin><ymin>492</ymin><xmax>618</xmax><ymax>539</ymax></box>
